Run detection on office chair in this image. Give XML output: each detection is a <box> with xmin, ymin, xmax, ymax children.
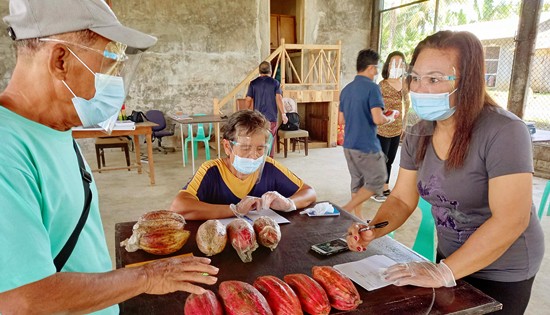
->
<box><xmin>412</xmin><ymin>197</ymin><xmax>436</xmax><ymax>262</ymax></box>
<box><xmin>145</xmin><ymin>110</ymin><xmax>175</xmax><ymax>154</ymax></box>
<box><xmin>184</xmin><ymin>114</ymin><xmax>213</xmax><ymax>164</ymax></box>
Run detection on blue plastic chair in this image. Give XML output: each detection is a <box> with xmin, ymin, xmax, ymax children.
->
<box><xmin>183</xmin><ymin>114</ymin><xmax>212</xmax><ymax>164</ymax></box>
<box><xmin>538</xmin><ymin>180</ymin><xmax>550</xmax><ymax>219</ymax></box>
<box><xmin>412</xmin><ymin>197</ymin><xmax>436</xmax><ymax>262</ymax></box>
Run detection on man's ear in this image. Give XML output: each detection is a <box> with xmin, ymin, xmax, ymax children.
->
<box><xmin>222</xmin><ymin>139</ymin><xmax>232</xmax><ymax>156</ymax></box>
<box><xmin>48</xmin><ymin>44</ymin><xmax>71</xmax><ymax>81</ymax></box>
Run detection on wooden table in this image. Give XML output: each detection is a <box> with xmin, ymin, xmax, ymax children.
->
<box><xmin>115</xmin><ymin>207</ymin><xmax>502</xmax><ymax>314</ymax></box>
<box><xmin>72</xmin><ymin>122</ymin><xmax>157</xmax><ymax>185</ymax></box>
<box><xmin>171</xmin><ymin>114</ymin><xmax>227</xmax><ymax>173</ymax></box>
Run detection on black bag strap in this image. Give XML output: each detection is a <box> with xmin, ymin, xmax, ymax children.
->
<box><xmin>53</xmin><ymin>140</ymin><xmax>93</xmax><ymax>272</ymax></box>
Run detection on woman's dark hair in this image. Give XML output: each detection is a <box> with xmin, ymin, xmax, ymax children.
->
<box><xmin>409</xmin><ymin>30</ymin><xmax>499</xmax><ymax>170</ymax></box>
<box><xmin>381</xmin><ymin>51</ymin><xmax>406</xmax><ymax>80</ymax></box>
<box><xmin>222</xmin><ymin>110</ymin><xmax>270</xmax><ymax>141</ymax></box>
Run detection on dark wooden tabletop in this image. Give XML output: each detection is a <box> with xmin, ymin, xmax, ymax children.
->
<box><xmin>115</xmin><ymin>206</ymin><xmax>502</xmax><ymax>314</ymax></box>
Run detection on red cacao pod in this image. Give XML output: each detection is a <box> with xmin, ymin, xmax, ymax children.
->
<box><xmin>312</xmin><ymin>266</ymin><xmax>362</xmax><ymax>311</ymax></box>
<box><xmin>227</xmin><ymin>219</ymin><xmax>258</xmax><ymax>263</ymax></box>
<box><xmin>219</xmin><ymin>280</ymin><xmax>273</xmax><ymax>315</ymax></box>
<box><xmin>253</xmin><ymin>275</ymin><xmax>303</xmax><ymax>315</ymax></box>
<box><xmin>184</xmin><ymin>290</ymin><xmax>223</xmax><ymax>315</ymax></box>
<box><xmin>283</xmin><ymin>274</ymin><xmax>330</xmax><ymax>315</ymax></box>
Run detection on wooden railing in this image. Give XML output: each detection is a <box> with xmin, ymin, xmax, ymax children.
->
<box><xmin>213</xmin><ymin>39</ymin><xmax>341</xmax><ymax>115</ymax></box>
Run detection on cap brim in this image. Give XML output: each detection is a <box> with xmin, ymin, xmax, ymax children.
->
<box><xmin>91</xmin><ymin>24</ymin><xmax>157</xmax><ymax>51</ymax></box>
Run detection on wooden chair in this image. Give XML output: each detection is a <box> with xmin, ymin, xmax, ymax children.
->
<box><xmin>277</xmin><ymin>129</ymin><xmax>309</xmax><ymax>158</ymax></box>
<box><xmin>95</xmin><ymin>137</ymin><xmax>131</xmax><ymax>173</ymax></box>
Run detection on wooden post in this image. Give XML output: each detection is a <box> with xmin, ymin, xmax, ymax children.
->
<box><xmin>281</xmin><ymin>38</ymin><xmax>286</xmax><ymax>90</ymax></box>
<box><xmin>507</xmin><ymin>0</ymin><xmax>542</xmax><ymax>118</ymax></box>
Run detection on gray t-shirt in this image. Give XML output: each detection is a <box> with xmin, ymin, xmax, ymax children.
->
<box><xmin>401</xmin><ymin>106</ymin><xmax>544</xmax><ymax>282</ymax></box>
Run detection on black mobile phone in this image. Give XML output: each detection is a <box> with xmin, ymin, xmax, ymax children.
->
<box><xmin>310</xmin><ymin>238</ymin><xmax>349</xmax><ymax>256</ymax></box>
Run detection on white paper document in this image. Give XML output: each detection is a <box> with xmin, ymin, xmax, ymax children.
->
<box><xmin>218</xmin><ymin>208</ymin><xmax>291</xmax><ymax>226</ymax></box>
<box><xmin>333</xmin><ymin>255</ymin><xmax>397</xmax><ymax>291</ymax></box>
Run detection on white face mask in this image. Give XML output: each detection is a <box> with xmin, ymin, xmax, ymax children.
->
<box><xmin>389</xmin><ymin>68</ymin><xmax>404</xmax><ymax>78</ymax></box>
<box><xmin>63</xmin><ymin>48</ymin><xmax>125</xmax><ymax>128</ymax></box>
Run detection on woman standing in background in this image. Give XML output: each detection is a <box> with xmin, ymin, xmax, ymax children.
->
<box><xmin>371</xmin><ymin>51</ymin><xmax>408</xmax><ymax>202</ymax></box>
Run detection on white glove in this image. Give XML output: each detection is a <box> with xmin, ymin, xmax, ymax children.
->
<box><xmin>383</xmin><ymin>260</ymin><xmax>456</xmax><ymax>288</ymax></box>
<box><xmin>383</xmin><ymin>110</ymin><xmax>400</xmax><ymax>125</ymax></box>
<box><xmin>230</xmin><ymin>196</ymin><xmax>261</xmax><ymax>218</ymax></box>
<box><xmin>261</xmin><ymin>191</ymin><xmax>296</xmax><ymax>212</ymax></box>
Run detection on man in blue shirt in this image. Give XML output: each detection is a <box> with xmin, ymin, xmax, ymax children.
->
<box><xmin>338</xmin><ymin>49</ymin><xmax>398</xmax><ymax>220</ymax></box>
<box><xmin>246</xmin><ymin>61</ymin><xmax>287</xmax><ymax>157</ymax></box>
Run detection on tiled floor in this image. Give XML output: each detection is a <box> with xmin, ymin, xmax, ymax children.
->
<box><xmin>81</xmin><ymin>143</ymin><xmax>549</xmax><ymax>314</ymax></box>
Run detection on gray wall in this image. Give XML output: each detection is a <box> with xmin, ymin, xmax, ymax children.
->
<box><xmin>0</xmin><ymin>0</ymin><xmax>371</xmax><ymax>114</ymax></box>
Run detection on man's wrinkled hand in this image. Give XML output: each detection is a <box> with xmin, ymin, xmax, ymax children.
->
<box><xmin>143</xmin><ymin>256</ymin><xmax>219</xmax><ymax>295</ymax></box>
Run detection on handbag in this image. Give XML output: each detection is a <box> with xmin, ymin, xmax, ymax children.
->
<box><xmin>53</xmin><ymin>141</ymin><xmax>93</xmax><ymax>272</ymax></box>
<box><xmin>128</xmin><ymin>110</ymin><xmax>148</xmax><ymax>123</ymax></box>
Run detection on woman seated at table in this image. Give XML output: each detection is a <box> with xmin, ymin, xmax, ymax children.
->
<box><xmin>170</xmin><ymin>110</ymin><xmax>316</xmax><ymax>220</ymax></box>
<box><xmin>346</xmin><ymin>30</ymin><xmax>544</xmax><ymax>314</ymax></box>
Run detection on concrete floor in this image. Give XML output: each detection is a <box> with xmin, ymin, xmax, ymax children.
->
<box><xmin>80</xmin><ymin>143</ymin><xmax>550</xmax><ymax>314</ymax></box>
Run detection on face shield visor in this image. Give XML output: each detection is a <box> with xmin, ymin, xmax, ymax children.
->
<box><xmin>40</xmin><ymin>38</ymin><xmax>144</xmax><ymax>134</ymax></box>
<box><xmin>388</xmin><ymin>58</ymin><xmax>407</xmax><ymax>79</ymax></box>
<box><xmin>228</xmin><ymin>130</ymin><xmax>273</xmax><ymax>184</ymax></box>
<box><xmin>402</xmin><ymin>66</ymin><xmax>458</xmax><ymax>136</ymax></box>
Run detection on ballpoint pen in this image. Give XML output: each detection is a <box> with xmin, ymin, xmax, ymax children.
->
<box><xmin>343</xmin><ymin>221</ymin><xmax>389</xmax><ymax>237</ymax></box>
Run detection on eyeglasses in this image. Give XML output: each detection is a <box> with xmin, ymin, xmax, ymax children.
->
<box><xmin>39</xmin><ymin>38</ymin><xmax>128</xmax><ymax>76</ymax></box>
<box><xmin>230</xmin><ymin>141</ymin><xmax>268</xmax><ymax>158</ymax></box>
<box><xmin>407</xmin><ymin>73</ymin><xmax>458</xmax><ymax>92</ymax></box>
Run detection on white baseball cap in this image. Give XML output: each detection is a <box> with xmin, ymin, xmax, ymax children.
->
<box><xmin>3</xmin><ymin>0</ymin><xmax>157</xmax><ymax>50</ymax></box>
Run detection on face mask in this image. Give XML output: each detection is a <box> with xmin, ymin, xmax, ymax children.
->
<box><xmin>389</xmin><ymin>68</ymin><xmax>404</xmax><ymax>79</ymax></box>
<box><xmin>63</xmin><ymin>49</ymin><xmax>125</xmax><ymax>127</ymax></box>
<box><xmin>410</xmin><ymin>89</ymin><xmax>457</xmax><ymax>121</ymax></box>
<box><xmin>232</xmin><ymin>154</ymin><xmax>265</xmax><ymax>174</ymax></box>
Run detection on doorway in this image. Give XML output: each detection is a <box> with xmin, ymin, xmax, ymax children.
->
<box><xmin>270</xmin><ymin>0</ymin><xmax>303</xmax><ymax>50</ymax></box>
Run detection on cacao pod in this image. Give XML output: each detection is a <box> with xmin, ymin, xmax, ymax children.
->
<box><xmin>219</xmin><ymin>280</ymin><xmax>273</xmax><ymax>315</ymax></box>
<box><xmin>253</xmin><ymin>275</ymin><xmax>303</xmax><ymax>315</ymax></box>
<box><xmin>120</xmin><ymin>210</ymin><xmax>190</xmax><ymax>255</ymax></box>
<box><xmin>253</xmin><ymin>216</ymin><xmax>281</xmax><ymax>251</ymax></box>
<box><xmin>283</xmin><ymin>274</ymin><xmax>330</xmax><ymax>315</ymax></box>
<box><xmin>184</xmin><ymin>290</ymin><xmax>223</xmax><ymax>315</ymax></box>
<box><xmin>227</xmin><ymin>218</ymin><xmax>258</xmax><ymax>263</ymax></box>
<box><xmin>196</xmin><ymin>219</ymin><xmax>227</xmax><ymax>256</ymax></box>
<box><xmin>312</xmin><ymin>266</ymin><xmax>362</xmax><ymax>311</ymax></box>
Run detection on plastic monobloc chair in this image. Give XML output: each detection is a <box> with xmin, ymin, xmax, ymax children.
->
<box><xmin>184</xmin><ymin>114</ymin><xmax>213</xmax><ymax>164</ymax></box>
<box><xmin>538</xmin><ymin>180</ymin><xmax>550</xmax><ymax>219</ymax></box>
<box><xmin>412</xmin><ymin>197</ymin><xmax>436</xmax><ymax>262</ymax></box>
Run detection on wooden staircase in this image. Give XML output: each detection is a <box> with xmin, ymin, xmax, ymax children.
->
<box><xmin>213</xmin><ymin>39</ymin><xmax>342</xmax><ymax>147</ymax></box>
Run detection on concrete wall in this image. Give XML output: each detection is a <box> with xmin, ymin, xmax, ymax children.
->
<box><xmin>304</xmin><ymin>0</ymin><xmax>372</xmax><ymax>86</ymax></box>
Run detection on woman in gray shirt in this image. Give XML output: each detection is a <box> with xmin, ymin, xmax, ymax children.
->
<box><xmin>346</xmin><ymin>30</ymin><xmax>544</xmax><ymax>314</ymax></box>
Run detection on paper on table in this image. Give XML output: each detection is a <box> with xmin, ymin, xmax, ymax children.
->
<box><xmin>333</xmin><ymin>255</ymin><xmax>397</xmax><ymax>291</ymax></box>
<box><xmin>218</xmin><ymin>208</ymin><xmax>290</xmax><ymax>226</ymax></box>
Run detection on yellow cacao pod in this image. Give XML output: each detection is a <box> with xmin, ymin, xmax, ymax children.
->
<box><xmin>121</xmin><ymin>210</ymin><xmax>190</xmax><ymax>255</ymax></box>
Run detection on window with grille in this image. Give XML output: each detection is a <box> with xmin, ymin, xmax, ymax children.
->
<box><xmin>484</xmin><ymin>46</ymin><xmax>500</xmax><ymax>88</ymax></box>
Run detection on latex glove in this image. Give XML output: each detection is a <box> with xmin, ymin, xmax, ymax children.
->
<box><xmin>282</xmin><ymin>114</ymin><xmax>289</xmax><ymax>124</ymax></box>
<box><xmin>383</xmin><ymin>260</ymin><xmax>456</xmax><ymax>288</ymax></box>
<box><xmin>261</xmin><ymin>191</ymin><xmax>296</xmax><ymax>212</ymax></box>
<box><xmin>230</xmin><ymin>196</ymin><xmax>261</xmax><ymax>217</ymax></box>
<box><xmin>345</xmin><ymin>222</ymin><xmax>376</xmax><ymax>252</ymax></box>
<box><xmin>383</xmin><ymin>109</ymin><xmax>400</xmax><ymax>125</ymax></box>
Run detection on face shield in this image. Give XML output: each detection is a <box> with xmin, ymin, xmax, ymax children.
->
<box><xmin>228</xmin><ymin>130</ymin><xmax>273</xmax><ymax>184</ymax></box>
<box><xmin>402</xmin><ymin>66</ymin><xmax>458</xmax><ymax>136</ymax></box>
<box><xmin>388</xmin><ymin>58</ymin><xmax>406</xmax><ymax>79</ymax></box>
<box><xmin>40</xmin><ymin>38</ymin><xmax>144</xmax><ymax>134</ymax></box>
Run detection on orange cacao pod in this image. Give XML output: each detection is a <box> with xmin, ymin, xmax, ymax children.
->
<box><xmin>184</xmin><ymin>290</ymin><xmax>223</xmax><ymax>315</ymax></box>
<box><xmin>120</xmin><ymin>210</ymin><xmax>190</xmax><ymax>255</ymax></box>
<box><xmin>312</xmin><ymin>266</ymin><xmax>362</xmax><ymax>311</ymax></box>
<box><xmin>253</xmin><ymin>216</ymin><xmax>281</xmax><ymax>251</ymax></box>
<box><xmin>253</xmin><ymin>275</ymin><xmax>303</xmax><ymax>315</ymax></box>
<box><xmin>219</xmin><ymin>280</ymin><xmax>273</xmax><ymax>315</ymax></box>
<box><xmin>283</xmin><ymin>274</ymin><xmax>330</xmax><ymax>315</ymax></box>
